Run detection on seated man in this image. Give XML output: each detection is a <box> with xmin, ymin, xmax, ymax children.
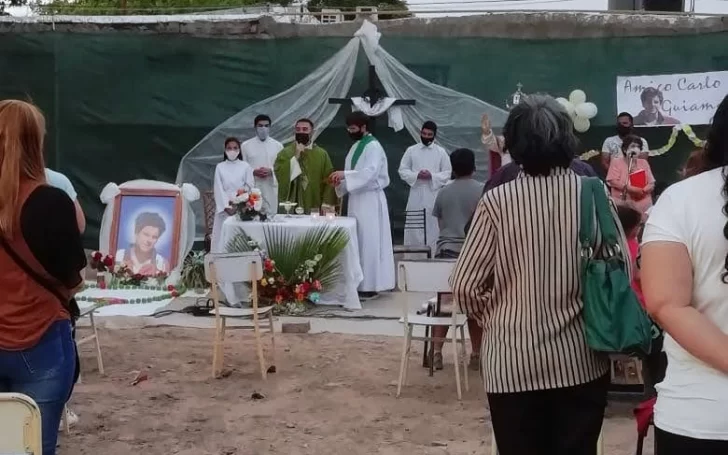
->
<box><xmin>428</xmin><ymin>148</ymin><xmax>485</xmax><ymax>370</ymax></box>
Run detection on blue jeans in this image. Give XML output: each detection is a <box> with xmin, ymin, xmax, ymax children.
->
<box><xmin>0</xmin><ymin>320</ymin><xmax>76</xmax><ymax>455</ymax></box>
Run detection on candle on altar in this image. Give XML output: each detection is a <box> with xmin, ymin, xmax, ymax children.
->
<box><xmin>325</xmin><ymin>213</ymin><xmax>335</xmax><ymax>222</ymax></box>
<box><xmin>311</xmin><ymin>212</ymin><xmax>320</xmax><ymax>221</ymax></box>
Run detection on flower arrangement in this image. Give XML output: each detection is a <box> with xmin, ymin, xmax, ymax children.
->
<box><xmin>226</xmin><ymin>225</ymin><xmax>349</xmax><ymax>314</ymax></box>
<box><xmin>90</xmin><ymin>251</ymin><xmax>115</xmax><ymax>273</ymax></box>
<box><xmin>231</xmin><ymin>187</ymin><xmax>267</xmax><ymax>221</ymax></box>
<box><xmin>90</xmin><ymin>251</ymin><xmax>168</xmax><ymax>289</ymax></box>
<box><xmin>258</xmin><ymin>255</ymin><xmax>324</xmax><ymax>306</ymax></box>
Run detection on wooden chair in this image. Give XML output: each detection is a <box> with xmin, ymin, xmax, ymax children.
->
<box><xmin>396</xmin><ymin>259</ymin><xmax>468</xmax><ymax>400</ymax></box>
<box><xmin>77</xmin><ymin>304</ymin><xmax>105</xmax><ymax>375</ymax></box>
<box><xmin>62</xmin><ymin>303</ymin><xmax>104</xmax><ymax>434</ymax></box>
<box><xmin>204</xmin><ymin>252</ymin><xmax>276</xmax><ymax>380</ymax></box>
<box><xmin>0</xmin><ymin>393</ymin><xmax>42</xmax><ymax>455</ymax></box>
<box><xmin>202</xmin><ymin>191</ymin><xmax>216</xmax><ymax>252</ymax></box>
<box><xmin>393</xmin><ymin>209</ymin><xmax>432</xmax><ymax>259</ymax></box>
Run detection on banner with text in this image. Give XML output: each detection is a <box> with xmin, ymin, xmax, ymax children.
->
<box><xmin>616</xmin><ymin>71</ymin><xmax>728</xmax><ymax>127</ymax></box>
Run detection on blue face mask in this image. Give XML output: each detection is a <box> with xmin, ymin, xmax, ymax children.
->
<box><xmin>256</xmin><ymin>126</ymin><xmax>270</xmax><ymax>141</ymax></box>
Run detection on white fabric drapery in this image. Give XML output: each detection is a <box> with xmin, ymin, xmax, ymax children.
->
<box><xmin>176</xmin><ymin>20</ymin><xmax>508</xmax><ymax>233</ymax></box>
<box><xmin>350</xmin><ymin>96</ymin><xmax>404</xmax><ymax>132</ymax></box>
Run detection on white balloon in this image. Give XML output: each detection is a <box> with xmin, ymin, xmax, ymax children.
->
<box><xmin>557</xmin><ymin>97</ymin><xmax>575</xmax><ymax>117</ymax></box>
<box><xmin>569</xmin><ymin>89</ymin><xmax>587</xmax><ymax>106</ymax></box>
<box><xmin>575</xmin><ymin>102</ymin><xmax>598</xmax><ymax>120</ymax></box>
<box><xmin>573</xmin><ymin>116</ymin><xmax>590</xmax><ymax>133</ymax></box>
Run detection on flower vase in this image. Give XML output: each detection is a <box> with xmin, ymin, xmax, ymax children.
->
<box><xmin>103</xmin><ymin>272</ymin><xmax>115</xmax><ymax>289</ymax></box>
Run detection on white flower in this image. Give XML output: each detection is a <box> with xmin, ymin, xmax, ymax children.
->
<box><xmin>314</xmin><ymin>254</ymin><xmax>323</xmax><ymax>261</ymax></box>
<box><xmin>251</xmin><ymin>188</ymin><xmax>262</xmax><ymax>197</ymax></box>
<box><xmin>268</xmin><ymin>277</ymin><xmax>274</xmax><ymax>284</ymax></box>
<box><xmin>253</xmin><ymin>200</ymin><xmax>263</xmax><ymax>211</ymax></box>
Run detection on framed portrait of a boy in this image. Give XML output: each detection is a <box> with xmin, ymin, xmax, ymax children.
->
<box><xmin>108</xmin><ymin>188</ymin><xmax>183</xmax><ymax>276</ymax></box>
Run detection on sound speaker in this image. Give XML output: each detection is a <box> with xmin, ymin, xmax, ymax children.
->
<box><xmin>642</xmin><ymin>0</ymin><xmax>684</xmax><ymax>11</ymax></box>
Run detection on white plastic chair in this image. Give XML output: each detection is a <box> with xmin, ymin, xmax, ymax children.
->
<box><xmin>205</xmin><ymin>252</ymin><xmax>276</xmax><ymax>380</ymax></box>
<box><xmin>396</xmin><ymin>259</ymin><xmax>469</xmax><ymax>400</ymax></box>
<box><xmin>0</xmin><ymin>393</ymin><xmax>42</xmax><ymax>455</ymax></box>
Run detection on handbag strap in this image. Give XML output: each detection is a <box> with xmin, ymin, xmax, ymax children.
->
<box><xmin>579</xmin><ymin>177</ymin><xmax>597</xmax><ymax>251</ymax></box>
<box><xmin>591</xmin><ymin>180</ymin><xmax>620</xmax><ymax>247</ymax></box>
<box><xmin>0</xmin><ymin>235</ymin><xmax>69</xmax><ymax>307</ymax></box>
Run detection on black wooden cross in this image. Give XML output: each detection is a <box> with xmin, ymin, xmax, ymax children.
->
<box><xmin>329</xmin><ymin>64</ymin><xmax>416</xmax><ymax>132</ymax></box>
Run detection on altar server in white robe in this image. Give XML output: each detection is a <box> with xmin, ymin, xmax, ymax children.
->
<box><xmin>398</xmin><ymin>120</ymin><xmax>451</xmax><ymax>251</ymax></box>
<box><xmin>330</xmin><ymin>111</ymin><xmax>395</xmax><ymax>299</ymax></box>
<box><xmin>211</xmin><ymin>137</ymin><xmax>255</xmax><ymax>253</ymax></box>
<box><xmin>242</xmin><ymin>114</ymin><xmax>283</xmax><ymax>215</ymax></box>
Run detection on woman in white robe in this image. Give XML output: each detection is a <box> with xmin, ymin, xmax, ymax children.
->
<box><xmin>211</xmin><ymin>138</ymin><xmax>255</xmax><ymax>253</ymax></box>
<box><xmin>334</xmin><ymin>130</ymin><xmax>396</xmax><ymax>296</ymax></box>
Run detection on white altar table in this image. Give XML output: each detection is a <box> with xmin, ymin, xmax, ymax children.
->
<box><xmin>220</xmin><ymin>215</ymin><xmax>364</xmax><ymax>309</ymax></box>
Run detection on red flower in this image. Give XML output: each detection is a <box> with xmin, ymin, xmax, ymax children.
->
<box><xmin>103</xmin><ymin>256</ymin><xmax>114</xmax><ymax>267</ymax></box>
<box><xmin>171</xmin><ymin>291</ymin><xmax>180</xmax><ymax>298</ymax></box>
<box><xmin>301</xmin><ymin>282</ymin><xmax>311</xmax><ymax>294</ymax></box>
<box><xmin>167</xmin><ymin>284</ymin><xmax>175</xmax><ymax>292</ymax></box>
<box><xmin>99</xmin><ymin>281</ymin><xmax>107</xmax><ymax>290</ymax></box>
<box><xmin>92</xmin><ymin>251</ymin><xmax>103</xmax><ymax>261</ymax></box>
<box><xmin>275</xmin><ymin>294</ymin><xmax>283</xmax><ymax>304</ymax></box>
<box><xmin>313</xmin><ymin>280</ymin><xmax>322</xmax><ymax>291</ymax></box>
<box><xmin>264</xmin><ymin>259</ymin><xmax>274</xmax><ymax>272</ymax></box>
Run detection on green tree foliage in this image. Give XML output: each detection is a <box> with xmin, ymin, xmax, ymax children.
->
<box><xmin>39</xmin><ymin>0</ymin><xmax>276</xmax><ymax>15</ymax></box>
<box><xmin>306</xmin><ymin>0</ymin><xmax>410</xmax><ymax>20</ymax></box>
<box><xmin>1</xmin><ymin>0</ymin><xmax>26</xmax><ymax>15</ymax></box>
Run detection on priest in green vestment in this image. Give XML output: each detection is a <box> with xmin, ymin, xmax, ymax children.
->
<box><xmin>274</xmin><ymin>118</ymin><xmax>337</xmax><ymax>213</ymax></box>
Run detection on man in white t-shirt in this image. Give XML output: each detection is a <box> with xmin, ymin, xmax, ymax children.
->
<box><xmin>45</xmin><ymin>168</ymin><xmax>86</xmax><ymax>233</ymax></box>
<box><xmin>641</xmin><ymin>167</ymin><xmax>728</xmax><ymax>451</ymax></box>
<box><xmin>601</xmin><ymin>112</ymin><xmax>649</xmax><ymax>171</ymax></box>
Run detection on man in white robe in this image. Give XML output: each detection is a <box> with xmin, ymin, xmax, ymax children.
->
<box><xmin>398</xmin><ymin>120</ymin><xmax>451</xmax><ymax>252</ymax></box>
<box><xmin>242</xmin><ymin>114</ymin><xmax>283</xmax><ymax>215</ymax></box>
<box><xmin>330</xmin><ymin>111</ymin><xmax>395</xmax><ymax>300</ymax></box>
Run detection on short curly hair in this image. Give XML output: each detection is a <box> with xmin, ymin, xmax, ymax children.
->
<box><xmin>134</xmin><ymin>212</ymin><xmax>166</xmax><ymax>237</ymax></box>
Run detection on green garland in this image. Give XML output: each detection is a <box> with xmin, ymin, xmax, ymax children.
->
<box><xmin>77</xmin><ymin>282</ymin><xmax>187</xmax><ymax>305</ymax></box>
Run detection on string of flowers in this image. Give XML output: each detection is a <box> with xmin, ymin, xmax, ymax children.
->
<box><xmin>77</xmin><ymin>283</ymin><xmax>185</xmax><ymax>306</ymax></box>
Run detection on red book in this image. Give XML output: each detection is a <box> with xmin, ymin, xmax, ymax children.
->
<box><xmin>629</xmin><ymin>169</ymin><xmax>647</xmax><ymax>189</ymax></box>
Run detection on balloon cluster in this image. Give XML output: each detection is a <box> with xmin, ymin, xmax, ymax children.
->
<box><xmin>556</xmin><ymin>90</ymin><xmax>598</xmax><ymax>133</ymax></box>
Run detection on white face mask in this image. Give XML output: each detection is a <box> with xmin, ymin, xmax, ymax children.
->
<box><xmin>226</xmin><ymin>149</ymin><xmax>240</xmax><ymax>161</ymax></box>
<box><xmin>256</xmin><ymin>126</ymin><xmax>270</xmax><ymax>141</ymax></box>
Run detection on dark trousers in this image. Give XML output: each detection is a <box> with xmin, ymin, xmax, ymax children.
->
<box><xmin>487</xmin><ymin>374</ymin><xmax>609</xmax><ymax>455</ymax></box>
<box><xmin>656</xmin><ymin>428</ymin><xmax>728</xmax><ymax>455</ymax></box>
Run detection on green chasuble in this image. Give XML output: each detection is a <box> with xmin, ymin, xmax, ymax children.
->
<box><xmin>274</xmin><ymin>143</ymin><xmax>337</xmax><ymax>214</ymax></box>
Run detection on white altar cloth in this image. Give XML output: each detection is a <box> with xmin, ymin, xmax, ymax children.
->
<box><xmin>220</xmin><ymin>215</ymin><xmax>364</xmax><ymax>309</ymax></box>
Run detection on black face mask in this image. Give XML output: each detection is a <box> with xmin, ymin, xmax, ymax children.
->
<box><xmin>617</xmin><ymin>124</ymin><xmax>632</xmax><ymax>137</ymax></box>
<box><xmin>421</xmin><ymin>136</ymin><xmax>433</xmax><ymax>146</ymax></box>
<box><xmin>295</xmin><ymin>133</ymin><xmax>310</xmax><ymax>145</ymax></box>
<box><xmin>348</xmin><ymin>131</ymin><xmax>364</xmax><ymax>141</ymax></box>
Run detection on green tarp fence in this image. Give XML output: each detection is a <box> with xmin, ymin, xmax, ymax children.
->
<box><xmin>1</xmin><ymin>31</ymin><xmax>725</xmax><ymax>247</ymax></box>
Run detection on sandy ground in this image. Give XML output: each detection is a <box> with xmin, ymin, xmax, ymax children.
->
<box><xmin>60</xmin><ymin>327</ymin><xmax>653</xmax><ymax>455</ymax></box>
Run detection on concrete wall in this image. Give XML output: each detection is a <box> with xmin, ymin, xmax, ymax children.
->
<box><xmin>1</xmin><ymin>11</ymin><xmax>728</xmax><ymax>39</ymax></box>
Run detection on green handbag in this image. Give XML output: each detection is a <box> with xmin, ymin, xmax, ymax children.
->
<box><xmin>579</xmin><ymin>177</ymin><xmax>653</xmax><ymax>356</ymax></box>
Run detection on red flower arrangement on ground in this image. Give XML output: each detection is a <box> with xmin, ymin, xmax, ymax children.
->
<box><xmin>257</xmin><ymin>256</ymin><xmax>323</xmax><ymax>306</ymax></box>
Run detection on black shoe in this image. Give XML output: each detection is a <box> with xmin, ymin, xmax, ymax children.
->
<box><xmin>358</xmin><ymin>292</ymin><xmax>379</xmax><ymax>300</ymax></box>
